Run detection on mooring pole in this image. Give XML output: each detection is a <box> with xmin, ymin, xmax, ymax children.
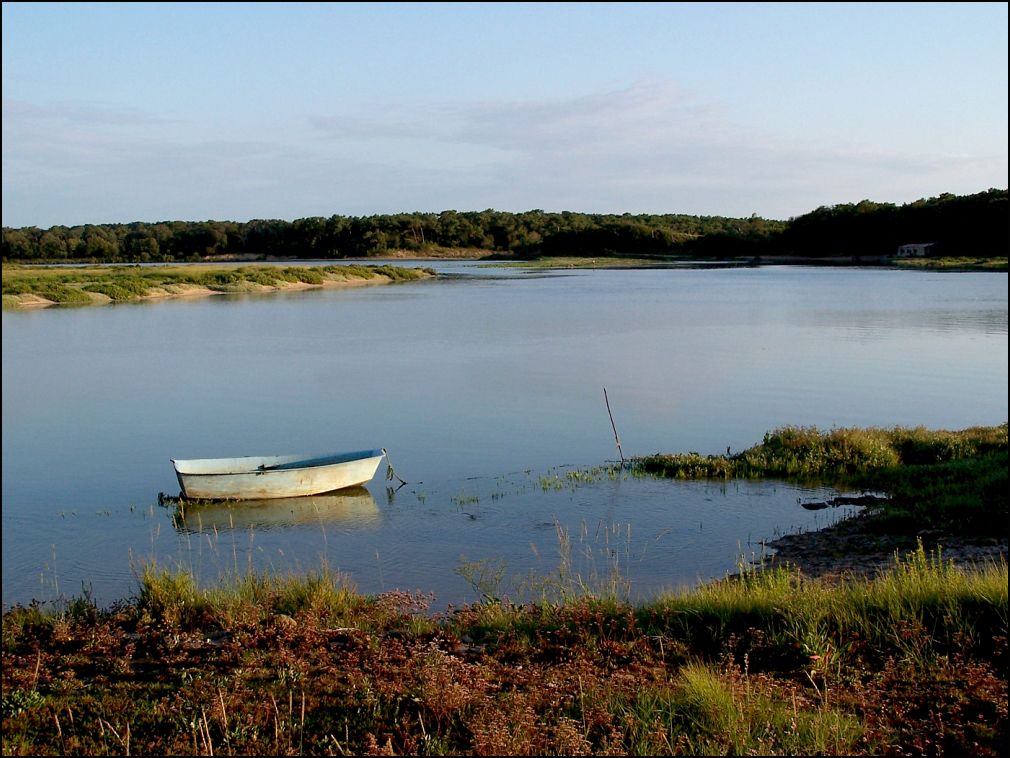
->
<box><xmin>603</xmin><ymin>387</ymin><xmax>625</xmax><ymax>465</ymax></box>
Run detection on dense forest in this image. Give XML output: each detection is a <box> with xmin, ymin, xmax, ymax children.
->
<box><xmin>2</xmin><ymin>189</ymin><xmax>1006</xmax><ymax>262</ymax></box>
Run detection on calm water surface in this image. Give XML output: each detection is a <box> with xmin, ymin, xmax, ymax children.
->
<box><xmin>2</xmin><ymin>264</ymin><xmax>1007</xmax><ymax>609</ymax></box>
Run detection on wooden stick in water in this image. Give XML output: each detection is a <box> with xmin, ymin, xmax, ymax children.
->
<box><xmin>604</xmin><ymin>387</ymin><xmax>625</xmax><ymax>465</ymax></box>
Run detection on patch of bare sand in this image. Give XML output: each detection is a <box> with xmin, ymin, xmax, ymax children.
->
<box><xmin>5</xmin><ymin>293</ymin><xmax>57</xmax><ymax>308</ymax></box>
<box><xmin>138</xmin><ymin>276</ymin><xmax>391</xmax><ymax>300</ymax></box>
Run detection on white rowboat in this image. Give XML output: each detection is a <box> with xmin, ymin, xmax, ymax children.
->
<box><xmin>171</xmin><ymin>449</ymin><xmax>385</xmax><ymax>500</ymax></box>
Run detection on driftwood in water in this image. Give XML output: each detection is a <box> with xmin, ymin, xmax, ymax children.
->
<box><xmin>800</xmin><ymin>494</ymin><xmax>890</xmax><ymax>511</ymax></box>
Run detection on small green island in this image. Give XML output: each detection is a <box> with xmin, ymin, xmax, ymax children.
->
<box><xmin>3</xmin><ymin>424</ymin><xmax>1005</xmax><ymax>755</ymax></box>
<box><xmin>1</xmin><ymin>263</ymin><xmax>435</xmax><ymax>309</ymax></box>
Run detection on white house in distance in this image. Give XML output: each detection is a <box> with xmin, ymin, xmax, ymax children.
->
<box><xmin>896</xmin><ymin>242</ymin><xmax>936</xmax><ymax>257</ymax></box>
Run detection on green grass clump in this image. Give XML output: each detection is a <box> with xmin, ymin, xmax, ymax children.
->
<box><xmin>213</xmin><ymin>568</ymin><xmax>364</xmax><ymax>625</ymax></box>
<box><xmin>278</xmin><ymin>266</ymin><xmax>324</xmax><ymax>285</ymax></box>
<box><xmin>135</xmin><ymin>562</ymin><xmax>372</xmax><ymax>630</ymax></box>
<box><xmin>739</xmin><ymin>426</ymin><xmax>902</xmax><ymax>476</ymax></box>
<box><xmin>635</xmin><ymin>451</ymin><xmax>738</xmax><ymax>479</ymax></box>
<box><xmin>135</xmin><ymin>564</ymin><xmax>209</xmax><ymax>627</ymax></box>
<box><xmin>620</xmin><ymin>663</ymin><xmax>863</xmax><ymax>755</ymax></box>
<box><xmin>82</xmin><ymin>275</ymin><xmax>153</xmax><ymax>300</ymax></box>
<box><xmin>1</xmin><ymin>273</ymin><xmax>94</xmax><ymax>304</ymax></box>
<box><xmin>641</xmin><ymin>542</ymin><xmax>1008</xmax><ymax>668</ymax></box>
<box><xmin>367</xmin><ymin>263</ymin><xmax>436</xmax><ymax>281</ymax></box>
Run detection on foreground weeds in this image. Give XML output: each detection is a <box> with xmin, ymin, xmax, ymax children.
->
<box><xmin>3</xmin><ymin>546</ymin><xmax>1006</xmax><ymax>755</ymax></box>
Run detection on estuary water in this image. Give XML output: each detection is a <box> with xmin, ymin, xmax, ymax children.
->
<box><xmin>2</xmin><ymin>263</ymin><xmax>1007</xmax><ymax>609</ymax></box>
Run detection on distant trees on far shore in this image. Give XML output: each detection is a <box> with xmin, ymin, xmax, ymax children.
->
<box><xmin>3</xmin><ymin>189</ymin><xmax>1006</xmax><ymax>263</ymax></box>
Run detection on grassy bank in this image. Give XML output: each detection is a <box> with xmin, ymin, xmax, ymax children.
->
<box><xmin>635</xmin><ymin>423</ymin><xmax>1008</xmax><ymax>537</ymax></box>
<box><xmin>893</xmin><ymin>256</ymin><xmax>1008</xmax><ymax>271</ymax></box>
<box><xmin>488</xmin><ymin>254</ymin><xmax>1009</xmax><ymax>271</ymax></box>
<box><xmin>1</xmin><ymin>263</ymin><xmax>434</xmax><ymax>308</ymax></box>
<box><xmin>2</xmin><ymin>545</ymin><xmax>1006</xmax><ymax>755</ymax></box>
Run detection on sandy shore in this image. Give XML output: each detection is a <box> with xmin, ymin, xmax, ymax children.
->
<box><xmin>3</xmin><ymin>269</ymin><xmax>429</xmax><ymax>309</ymax></box>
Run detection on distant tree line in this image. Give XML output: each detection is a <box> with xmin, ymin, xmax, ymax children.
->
<box><xmin>671</xmin><ymin>188</ymin><xmax>1008</xmax><ymax>259</ymax></box>
<box><xmin>0</xmin><ymin>210</ymin><xmax>775</xmax><ymax>262</ymax></box>
<box><xmin>2</xmin><ymin>189</ymin><xmax>1005</xmax><ymax>262</ymax></box>
<box><xmin>773</xmin><ymin>188</ymin><xmax>1008</xmax><ymax>258</ymax></box>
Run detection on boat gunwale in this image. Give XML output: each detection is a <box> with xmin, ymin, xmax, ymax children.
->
<box><xmin>171</xmin><ymin>449</ymin><xmax>385</xmax><ymax>477</ymax></box>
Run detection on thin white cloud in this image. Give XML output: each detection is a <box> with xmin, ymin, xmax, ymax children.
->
<box><xmin>2</xmin><ymin>81</ymin><xmax>1005</xmax><ymax>226</ymax></box>
<box><xmin>309</xmin><ymin>81</ymin><xmax>727</xmax><ymax>153</ymax></box>
<box><xmin>2</xmin><ymin>97</ymin><xmax>173</xmax><ymax>127</ymax></box>
<box><xmin>306</xmin><ymin>80</ymin><xmax>1002</xmax><ymax>200</ymax></box>
<box><xmin>455</xmin><ymin>81</ymin><xmax>730</xmax><ymax>153</ymax></box>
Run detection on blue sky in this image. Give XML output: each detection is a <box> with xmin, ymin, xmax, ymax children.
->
<box><xmin>2</xmin><ymin>2</ymin><xmax>1007</xmax><ymax>227</ymax></box>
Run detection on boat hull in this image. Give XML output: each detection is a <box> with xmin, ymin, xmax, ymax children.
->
<box><xmin>171</xmin><ymin>449</ymin><xmax>385</xmax><ymax>500</ymax></box>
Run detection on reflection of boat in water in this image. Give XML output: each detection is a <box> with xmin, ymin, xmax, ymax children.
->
<box><xmin>173</xmin><ymin>486</ymin><xmax>380</xmax><ymax>532</ymax></box>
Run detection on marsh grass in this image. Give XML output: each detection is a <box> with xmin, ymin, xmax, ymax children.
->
<box><xmin>133</xmin><ymin>559</ymin><xmax>385</xmax><ymax>633</ymax></box>
<box><xmin>2</xmin><ymin>541</ymin><xmax>1005</xmax><ymax>755</ymax></box>
<box><xmin>614</xmin><ymin>663</ymin><xmax>863</xmax><ymax>756</ymax></box>
<box><xmin>640</xmin><ymin>542</ymin><xmax>1008</xmax><ymax>670</ymax></box>
<box><xmin>893</xmin><ymin>256</ymin><xmax>1008</xmax><ymax>271</ymax></box>
<box><xmin>636</xmin><ymin>423</ymin><xmax>1008</xmax><ymax>535</ymax></box>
